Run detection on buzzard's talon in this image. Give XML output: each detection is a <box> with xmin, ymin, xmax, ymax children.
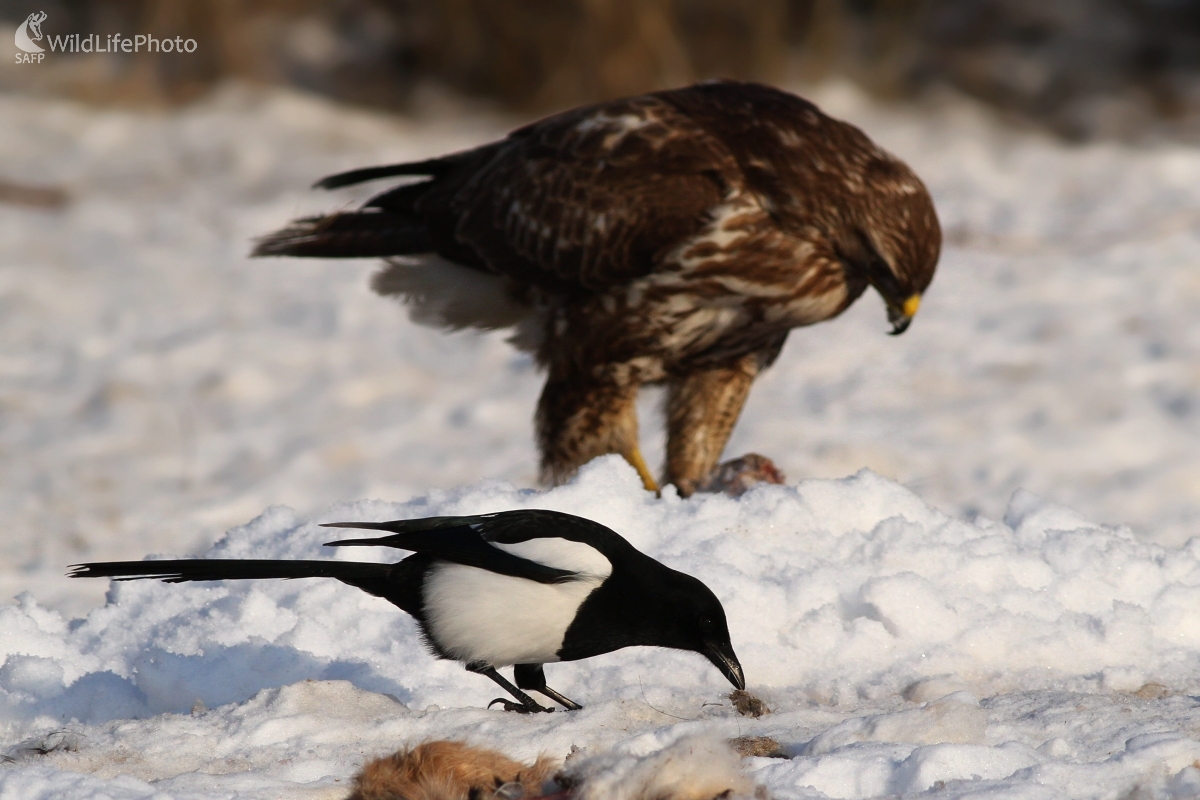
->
<box><xmin>488</xmin><ymin>697</ymin><xmax>552</xmax><ymax>713</ymax></box>
<box><xmin>624</xmin><ymin>446</ymin><xmax>661</xmax><ymax>495</ymax></box>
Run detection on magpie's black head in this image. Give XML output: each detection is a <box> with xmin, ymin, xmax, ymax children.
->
<box><xmin>654</xmin><ymin>570</ymin><xmax>745</xmax><ymax>691</ymax></box>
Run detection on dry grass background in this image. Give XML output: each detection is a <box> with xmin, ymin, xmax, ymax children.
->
<box><xmin>2</xmin><ymin>0</ymin><xmax>1199</xmax><ymax>140</ymax></box>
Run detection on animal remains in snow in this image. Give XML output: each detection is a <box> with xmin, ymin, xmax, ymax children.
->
<box><xmin>345</xmin><ymin>735</ymin><xmax>760</xmax><ymax>800</ymax></box>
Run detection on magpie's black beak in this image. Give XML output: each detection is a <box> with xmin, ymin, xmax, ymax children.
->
<box><xmin>704</xmin><ymin>643</ymin><xmax>745</xmax><ymax>690</ymax></box>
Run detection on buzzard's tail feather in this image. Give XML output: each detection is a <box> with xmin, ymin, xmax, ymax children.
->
<box><xmin>252</xmin><ymin>212</ymin><xmax>433</xmax><ymax>258</ymax></box>
<box><xmin>313</xmin><ymin>156</ymin><xmax>456</xmax><ymax>190</ymax></box>
<box><xmin>67</xmin><ymin>558</ymin><xmax>390</xmax><ymax>590</ymax></box>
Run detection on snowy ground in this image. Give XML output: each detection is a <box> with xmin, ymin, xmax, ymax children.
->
<box><xmin>4</xmin><ymin>82</ymin><xmax>1200</xmax><ymax>797</ymax></box>
<box><xmin>7</xmin><ymin>463</ymin><xmax>1200</xmax><ymax>799</ymax></box>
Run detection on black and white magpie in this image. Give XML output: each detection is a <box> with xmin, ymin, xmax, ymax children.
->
<box><xmin>68</xmin><ymin>509</ymin><xmax>744</xmax><ymax>713</ymax></box>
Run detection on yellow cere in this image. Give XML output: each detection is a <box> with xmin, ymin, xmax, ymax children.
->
<box><xmin>902</xmin><ymin>294</ymin><xmax>921</xmax><ymax>318</ymax></box>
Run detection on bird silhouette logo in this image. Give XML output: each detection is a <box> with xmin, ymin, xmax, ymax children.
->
<box><xmin>15</xmin><ymin>11</ymin><xmax>47</xmax><ymax>53</ymax></box>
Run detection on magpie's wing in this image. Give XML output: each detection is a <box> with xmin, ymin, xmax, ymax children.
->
<box><xmin>323</xmin><ymin>510</ymin><xmax>633</xmax><ymax>583</ymax></box>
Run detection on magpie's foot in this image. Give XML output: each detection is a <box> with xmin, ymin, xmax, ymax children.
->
<box><xmin>488</xmin><ymin>697</ymin><xmax>553</xmax><ymax>713</ymax></box>
<box><xmin>538</xmin><ymin>685</ymin><xmax>583</xmax><ymax>711</ymax></box>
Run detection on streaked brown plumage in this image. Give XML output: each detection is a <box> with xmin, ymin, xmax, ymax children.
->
<box><xmin>254</xmin><ymin>81</ymin><xmax>941</xmax><ymax>495</ymax></box>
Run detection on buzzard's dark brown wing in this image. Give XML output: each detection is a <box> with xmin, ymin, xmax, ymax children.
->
<box><xmin>413</xmin><ymin>95</ymin><xmax>738</xmax><ymax>293</ymax></box>
<box><xmin>255</xmin><ymin>94</ymin><xmax>742</xmax><ymax>293</ymax></box>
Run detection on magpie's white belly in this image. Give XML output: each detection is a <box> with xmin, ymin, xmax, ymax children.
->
<box><xmin>422</xmin><ymin>562</ymin><xmax>605</xmax><ymax>666</ymax></box>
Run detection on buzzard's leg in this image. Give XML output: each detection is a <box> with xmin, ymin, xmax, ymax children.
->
<box><xmin>514</xmin><ymin>663</ymin><xmax>583</xmax><ymax>711</ymax></box>
<box><xmin>666</xmin><ymin>356</ymin><xmax>759</xmax><ymax>497</ymax></box>
<box><xmin>623</xmin><ymin>446</ymin><xmax>659</xmax><ymax>496</ymax></box>
<box><xmin>536</xmin><ymin>371</ymin><xmax>659</xmax><ymax>493</ymax></box>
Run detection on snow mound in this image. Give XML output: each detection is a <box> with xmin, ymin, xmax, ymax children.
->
<box><xmin>562</xmin><ymin>734</ymin><xmax>754</xmax><ymax>800</ymax></box>
<box><xmin>4</xmin><ymin>459</ymin><xmax>1200</xmax><ymax>797</ymax></box>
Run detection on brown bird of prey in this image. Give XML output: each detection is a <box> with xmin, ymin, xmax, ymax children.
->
<box><xmin>254</xmin><ymin>81</ymin><xmax>941</xmax><ymax>496</ymax></box>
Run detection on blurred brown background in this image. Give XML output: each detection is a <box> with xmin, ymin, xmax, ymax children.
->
<box><xmin>3</xmin><ymin>0</ymin><xmax>1200</xmax><ymax>140</ymax></box>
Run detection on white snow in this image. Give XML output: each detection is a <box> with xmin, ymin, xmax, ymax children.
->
<box><xmin>4</xmin><ymin>81</ymin><xmax>1200</xmax><ymax>798</ymax></box>
<box><xmin>563</xmin><ymin>734</ymin><xmax>754</xmax><ymax>800</ymax></box>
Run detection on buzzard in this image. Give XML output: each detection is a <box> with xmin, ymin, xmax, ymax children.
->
<box><xmin>255</xmin><ymin>81</ymin><xmax>941</xmax><ymax>496</ymax></box>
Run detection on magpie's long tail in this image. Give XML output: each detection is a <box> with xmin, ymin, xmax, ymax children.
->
<box><xmin>68</xmin><ymin>559</ymin><xmax>391</xmax><ymax>594</ymax></box>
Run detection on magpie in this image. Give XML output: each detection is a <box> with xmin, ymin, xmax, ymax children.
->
<box><xmin>68</xmin><ymin>509</ymin><xmax>744</xmax><ymax>713</ymax></box>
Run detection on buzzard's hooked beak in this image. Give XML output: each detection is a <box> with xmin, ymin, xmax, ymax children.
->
<box><xmin>888</xmin><ymin>294</ymin><xmax>921</xmax><ymax>336</ymax></box>
<box><xmin>704</xmin><ymin>643</ymin><xmax>746</xmax><ymax>690</ymax></box>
